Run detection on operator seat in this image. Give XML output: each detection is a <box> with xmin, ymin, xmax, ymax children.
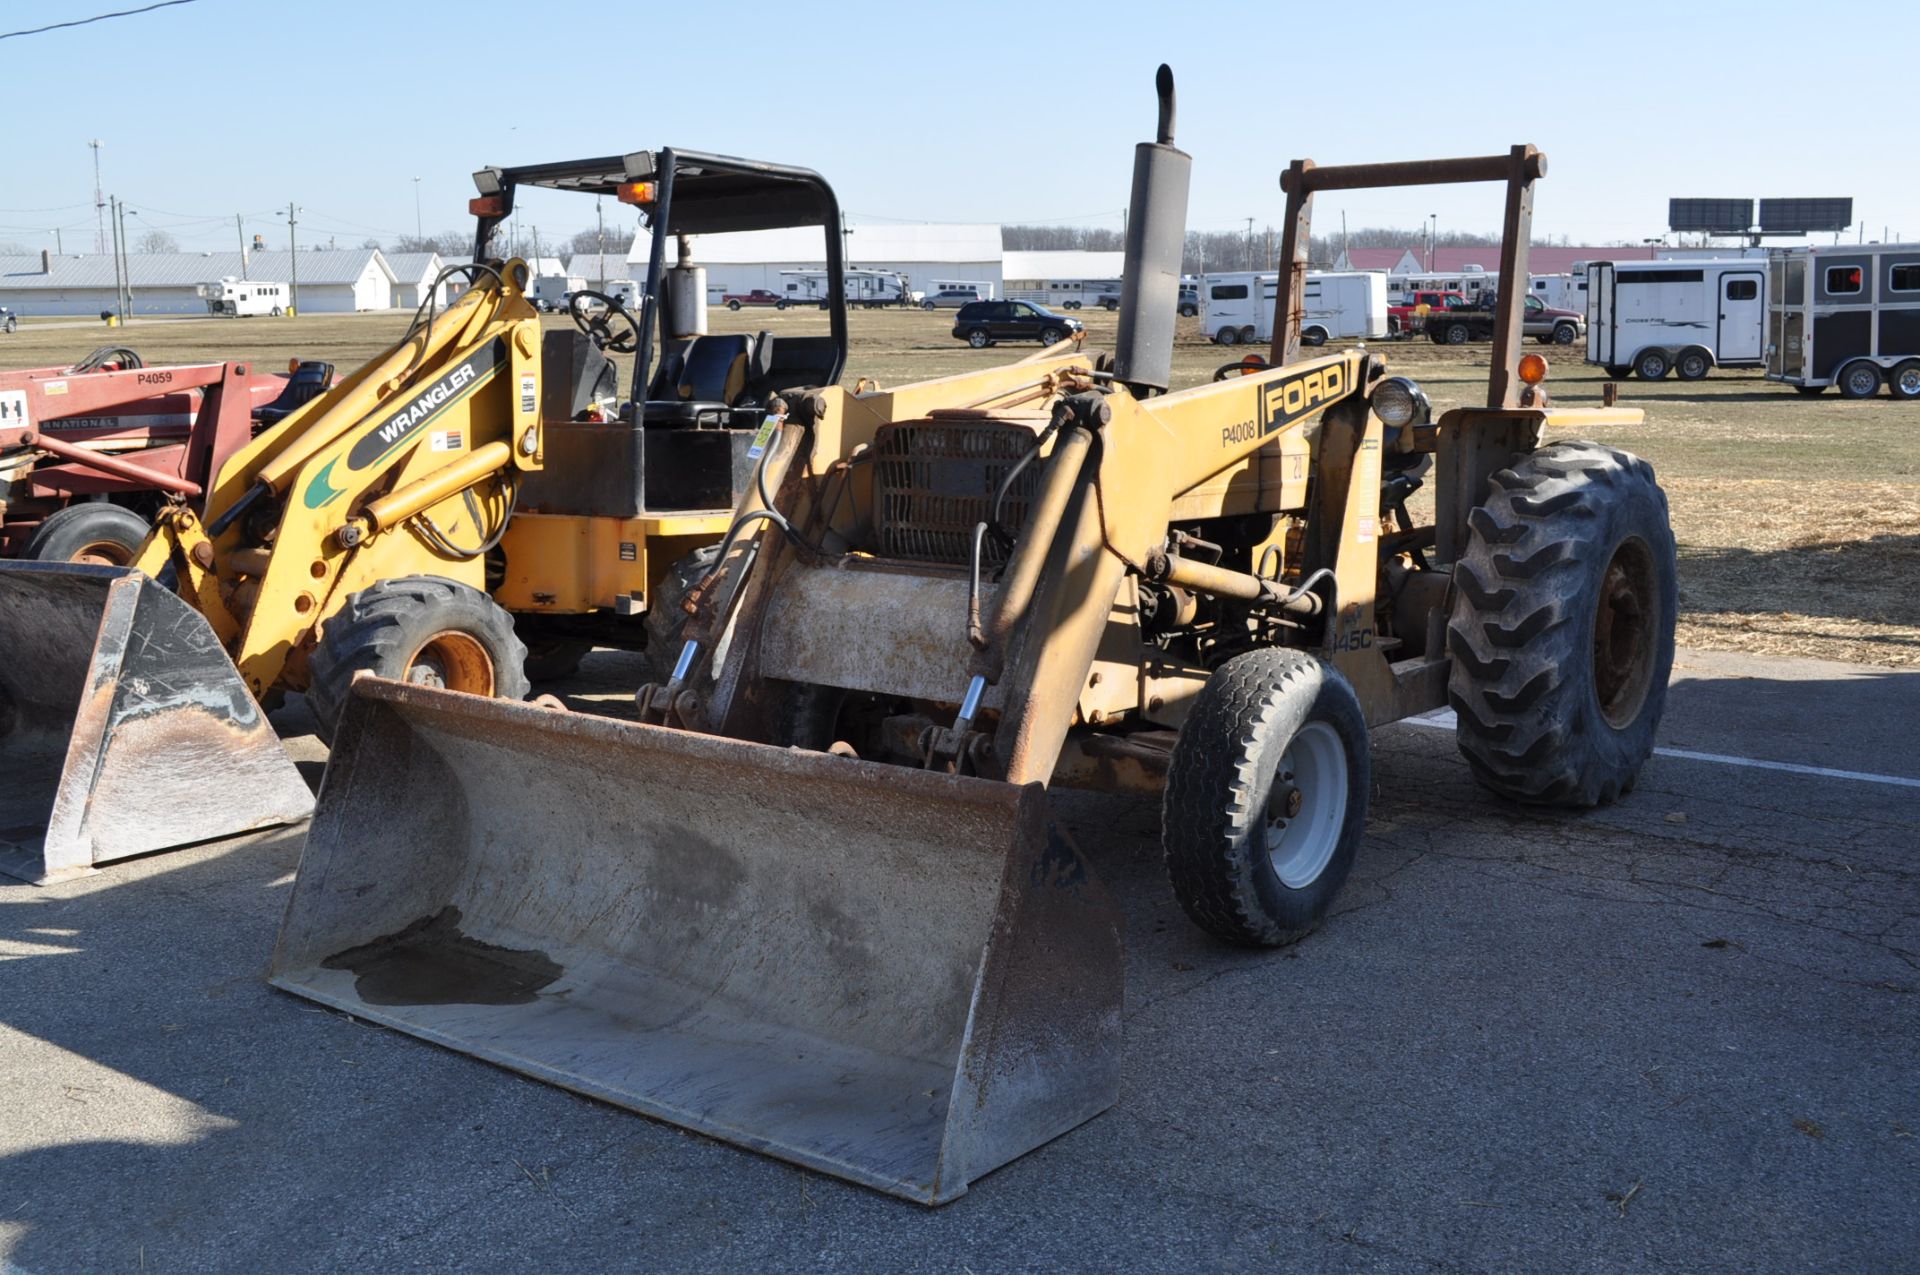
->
<box><xmin>644</xmin><ymin>332</ymin><xmax>774</xmax><ymax>426</ymax></box>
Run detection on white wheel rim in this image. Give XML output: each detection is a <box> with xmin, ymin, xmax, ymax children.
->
<box><xmin>1901</xmin><ymin>369</ymin><xmax>1920</xmax><ymax>394</ymax></box>
<box><xmin>1265</xmin><ymin>721</ymin><xmax>1348</xmax><ymax>889</ymax></box>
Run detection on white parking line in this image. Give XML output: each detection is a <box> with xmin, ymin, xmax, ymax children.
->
<box><xmin>1402</xmin><ymin>710</ymin><xmax>1920</xmax><ymax>791</ymax></box>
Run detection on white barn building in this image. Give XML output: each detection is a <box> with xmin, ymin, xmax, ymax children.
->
<box><xmin>386</xmin><ymin>252</ymin><xmax>448</xmax><ymax>309</ymax></box>
<box><xmin>0</xmin><ymin>248</ymin><xmax>395</xmax><ymax>316</ymax></box>
<box><xmin>627</xmin><ymin>222</ymin><xmax>1004</xmax><ymax>301</ymax></box>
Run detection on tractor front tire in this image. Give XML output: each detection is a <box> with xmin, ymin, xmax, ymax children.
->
<box><xmin>23</xmin><ymin>502</ymin><xmax>151</xmax><ymax>566</ymax></box>
<box><xmin>308</xmin><ymin>576</ymin><xmax>529</xmax><ymax>744</ymax></box>
<box><xmin>522</xmin><ymin>637</ymin><xmax>593</xmax><ymax>682</ymax></box>
<box><xmin>1447</xmin><ymin>441</ymin><xmax>1677</xmax><ymax>807</ymax></box>
<box><xmin>1163</xmin><ymin>648</ymin><xmax>1370</xmax><ymax>947</ymax></box>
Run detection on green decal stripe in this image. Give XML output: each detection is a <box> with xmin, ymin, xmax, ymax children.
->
<box><xmin>303</xmin><ymin>457</ymin><xmax>347</xmax><ymax>510</ymax></box>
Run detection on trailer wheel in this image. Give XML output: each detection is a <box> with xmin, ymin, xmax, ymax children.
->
<box><xmin>1888</xmin><ymin>360</ymin><xmax>1920</xmax><ymax>401</ymax></box>
<box><xmin>22</xmin><ymin>502</ymin><xmax>150</xmax><ymax>566</ymax></box>
<box><xmin>1838</xmin><ymin>361</ymin><xmax>1882</xmax><ymax>399</ymax></box>
<box><xmin>1675</xmin><ymin>349</ymin><xmax>1712</xmax><ymax>380</ymax></box>
<box><xmin>1163</xmin><ymin>648</ymin><xmax>1370</xmax><ymax>947</ymax></box>
<box><xmin>1302</xmin><ymin>326</ymin><xmax>1328</xmax><ymax>347</ymax></box>
<box><xmin>271</xmin><ymin>306</ymin><xmax>283</xmax><ymax>317</ymax></box>
<box><xmin>1447</xmin><ymin>441</ymin><xmax>1677</xmax><ymax>807</ymax></box>
<box><xmin>1238</xmin><ymin>325</ymin><xmax>1257</xmax><ymax>345</ymax></box>
<box><xmin>1443</xmin><ymin>322</ymin><xmax>1471</xmax><ymax>345</ymax></box>
<box><xmin>308</xmin><ymin>576</ymin><xmax>529</xmax><ymax>744</ymax></box>
<box><xmin>1215</xmin><ymin>326</ymin><xmax>1238</xmax><ymax>347</ymax></box>
<box><xmin>1634</xmin><ymin>349</ymin><xmax>1671</xmax><ymax>380</ymax></box>
<box><xmin>643</xmin><ymin>544</ymin><xmax>723</xmax><ymax>682</ymax></box>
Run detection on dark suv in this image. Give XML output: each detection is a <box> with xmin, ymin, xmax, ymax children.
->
<box><xmin>951</xmin><ymin>300</ymin><xmax>1084</xmax><ymax>348</ymax></box>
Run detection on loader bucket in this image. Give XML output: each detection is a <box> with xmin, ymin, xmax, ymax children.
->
<box><xmin>270</xmin><ymin>678</ymin><xmax>1124</xmax><ymax>1204</ymax></box>
<box><xmin>0</xmin><ymin>562</ymin><xmax>315</xmax><ymax>883</ymax></box>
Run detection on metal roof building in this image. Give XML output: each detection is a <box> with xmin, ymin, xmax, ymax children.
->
<box><xmin>0</xmin><ymin>249</ymin><xmax>396</xmax><ymax>316</ymax></box>
<box><xmin>385</xmin><ymin>252</ymin><xmax>448</xmax><ymax>309</ymax></box>
<box><xmin>625</xmin><ymin>222</ymin><xmax>1004</xmax><ymax>299</ymax></box>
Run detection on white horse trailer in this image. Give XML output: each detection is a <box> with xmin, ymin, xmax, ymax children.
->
<box><xmin>1587</xmin><ymin>259</ymin><xmax>1767</xmax><ymax>381</ymax></box>
<box><xmin>1006</xmin><ymin>279</ymin><xmax>1123</xmax><ymax>310</ymax></box>
<box><xmin>198</xmin><ymin>278</ymin><xmax>288</xmax><ymax>317</ymax></box>
<box><xmin>928</xmin><ymin>278</ymin><xmax>995</xmax><ymax>300</ymax></box>
<box><xmin>1765</xmin><ymin>244</ymin><xmax>1920</xmax><ymax>399</ymax></box>
<box><xmin>1204</xmin><ymin>271</ymin><xmax>1388</xmax><ymax>347</ymax></box>
<box><xmin>1530</xmin><ymin>272</ymin><xmax>1588</xmax><ymax>312</ymax></box>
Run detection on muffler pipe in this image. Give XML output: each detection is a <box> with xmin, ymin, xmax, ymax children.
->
<box><xmin>1111</xmin><ymin>65</ymin><xmax>1192</xmax><ymax>398</ymax></box>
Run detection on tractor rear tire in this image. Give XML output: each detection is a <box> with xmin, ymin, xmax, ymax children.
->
<box><xmin>1447</xmin><ymin>441</ymin><xmax>1676</xmax><ymax>807</ymax></box>
<box><xmin>308</xmin><ymin>576</ymin><xmax>529</xmax><ymax>744</ymax></box>
<box><xmin>22</xmin><ymin>502</ymin><xmax>150</xmax><ymax>566</ymax></box>
<box><xmin>643</xmin><ymin>544</ymin><xmax>723</xmax><ymax>682</ymax></box>
<box><xmin>1163</xmin><ymin>648</ymin><xmax>1370</xmax><ymax>947</ymax></box>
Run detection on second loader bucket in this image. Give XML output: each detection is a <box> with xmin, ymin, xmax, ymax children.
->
<box><xmin>0</xmin><ymin>562</ymin><xmax>315</xmax><ymax>883</ymax></box>
<box><xmin>271</xmin><ymin>678</ymin><xmax>1124</xmax><ymax>1204</ymax></box>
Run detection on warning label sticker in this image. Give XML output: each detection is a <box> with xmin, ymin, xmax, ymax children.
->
<box><xmin>1356</xmin><ymin>515</ymin><xmax>1376</xmax><ymax>544</ymax></box>
<box><xmin>520</xmin><ymin>373</ymin><xmax>537</xmax><ymax>415</ymax></box>
<box><xmin>430</xmin><ymin>429</ymin><xmax>464</xmax><ymax>452</ymax></box>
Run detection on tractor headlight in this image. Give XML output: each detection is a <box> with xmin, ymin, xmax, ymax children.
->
<box><xmin>1370</xmin><ymin>376</ymin><xmax>1430</xmax><ymax>429</ymax></box>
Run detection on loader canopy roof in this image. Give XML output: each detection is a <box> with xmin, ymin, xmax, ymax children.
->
<box><xmin>475</xmin><ymin>149</ymin><xmax>836</xmax><ymax>236</ymax></box>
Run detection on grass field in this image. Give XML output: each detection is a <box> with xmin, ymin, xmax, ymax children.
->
<box><xmin>7</xmin><ymin>305</ymin><xmax>1915</xmax><ymax>667</ymax></box>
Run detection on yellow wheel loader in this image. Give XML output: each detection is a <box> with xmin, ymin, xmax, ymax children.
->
<box><xmin>272</xmin><ymin>70</ymin><xmax>1677</xmax><ymax>1203</ymax></box>
<box><xmin>0</xmin><ymin>150</ymin><xmax>856</xmax><ymax>882</ymax></box>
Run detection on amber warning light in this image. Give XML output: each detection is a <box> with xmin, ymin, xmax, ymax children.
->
<box><xmin>1519</xmin><ymin>353</ymin><xmax>1549</xmax><ymax>385</ymax></box>
<box><xmin>617</xmin><ymin>182</ymin><xmax>656</xmax><ymax>206</ymax></box>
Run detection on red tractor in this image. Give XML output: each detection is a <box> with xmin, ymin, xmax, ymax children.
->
<box><xmin>0</xmin><ymin>348</ymin><xmax>329</xmax><ymax>563</ymax></box>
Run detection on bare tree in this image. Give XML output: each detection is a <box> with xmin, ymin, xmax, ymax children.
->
<box><xmin>136</xmin><ymin>228</ymin><xmax>180</xmax><ymax>253</ymax></box>
<box><xmin>390</xmin><ymin>231</ymin><xmax>470</xmax><ymax>256</ymax></box>
<box><xmin>566</xmin><ymin>226</ymin><xmax>635</xmax><ymax>255</ymax></box>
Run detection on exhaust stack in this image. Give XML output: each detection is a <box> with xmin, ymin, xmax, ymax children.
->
<box><xmin>1111</xmin><ymin>65</ymin><xmax>1191</xmax><ymax>397</ymax></box>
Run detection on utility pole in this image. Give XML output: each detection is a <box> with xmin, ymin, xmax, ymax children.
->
<box><xmin>286</xmin><ymin>203</ymin><xmax>300</xmax><ymax>315</ymax></box>
<box><xmin>530</xmin><ymin>224</ymin><xmax>540</xmax><ymax>266</ymax></box>
<box><xmin>108</xmin><ymin>196</ymin><xmax>123</xmax><ymax>316</ymax></box>
<box><xmin>1245</xmin><ymin>217</ymin><xmax>1255</xmax><ymax>270</ymax></box>
<box><xmin>89</xmin><ymin>140</ymin><xmax>106</xmax><ymax>254</ymax></box>
<box><xmin>1341</xmin><ymin>211</ymin><xmax>1349</xmax><ymax>268</ymax></box>
<box><xmin>596</xmin><ymin>196</ymin><xmax>605</xmax><ymax>261</ymax></box>
<box><xmin>1266</xmin><ymin>226</ymin><xmax>1274</xmax><ymax>271</ymax></box>
<box><xmin>1428</xmin><ymin>213</ymin><xmax>1437</xmax><ymax>271</ymax></box>
<box><xmin>52</xmin><ymin>228</ymin><xmax>62</xmax><ymax>255</ymax></box>
<box><xmin>413</xmin><ymin>176</ymin><xmax>423</xmax><ymax>239</ymax></box>
<box><xmin>237</xmin><ymin>213</ymin><xmax>248</xmax><ymax>278</ymax></box>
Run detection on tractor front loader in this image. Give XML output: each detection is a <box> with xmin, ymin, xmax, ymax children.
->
<box><xmin>272</xmin><ymin>69</ymin><xmax>1677</xmax><ymax>1202</ymax></box>
<box><xmin>0</xmin><ymin>150</ymin><xmax>854</xmax><ymax>882</ymax></box>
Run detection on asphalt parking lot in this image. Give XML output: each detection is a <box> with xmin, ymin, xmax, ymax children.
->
<box><xmin>2</xmin><ymin>646</ymin><xmax>1915</xmax><ymax>1273</ymax></box>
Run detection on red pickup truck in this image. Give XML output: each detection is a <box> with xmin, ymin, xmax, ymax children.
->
<box><xmin>723</xmin><ymin>289</ymin><xmax>787</xmax><ymax>311</ymax></box>
<box><xmin>1388</xmin><ymin>289</ymin><xmax>1468</xmax><ymax>337</ymax></box>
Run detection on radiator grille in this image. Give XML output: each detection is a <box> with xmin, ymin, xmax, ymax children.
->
<box><xmin>872</xmin><ymin>420</ymin><xmax>1044</xmax><ymax>567</ymax></box>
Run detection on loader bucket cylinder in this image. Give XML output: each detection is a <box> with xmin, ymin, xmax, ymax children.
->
<box><xmin>1112</xmin><ymin>64</ymin><xmax>1192</xmax><ymax>397</ymax></box>
<box><xmin>271</xmin><ymin>678</ymin><xmax>1124</xmax><ymax>1204</ymax></box>
<box><xmin>0</xmin><ymin>562</ymin><xmax>314</xmax><ymax>883</ymax></box>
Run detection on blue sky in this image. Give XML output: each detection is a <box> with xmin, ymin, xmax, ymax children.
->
<box><xmin>1</xmin><ymin>0</ymin><xmax>1911</xmax><ymax>255</ymax></box>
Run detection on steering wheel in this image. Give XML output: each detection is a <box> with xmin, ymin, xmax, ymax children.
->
<box><xmin>568</xmin><ymin>290</ymin><xmax>641</xmax><ymax>353</ymax></box>
<box><xmin>1213</xmin><ymin>353</ymin><xmax>1270</xmax><ymax>382</ymax></box>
